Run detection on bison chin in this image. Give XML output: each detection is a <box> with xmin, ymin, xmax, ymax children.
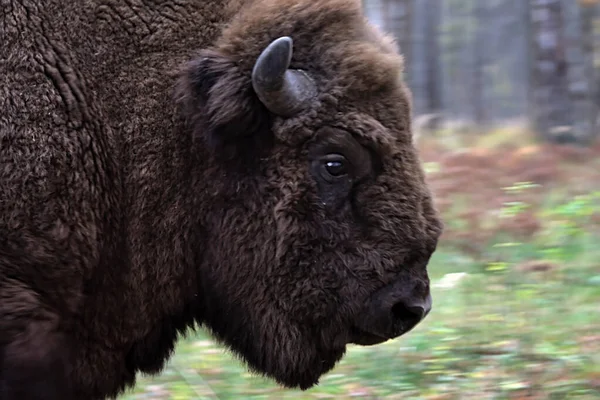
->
<box><xmin>201</xmin><ymin>309</ymin><xmax>348</xmax><ymax>390</ymax></box>
<box><xmin>243</xmin><ymin>336</ymin><xmax>347</xmax><ymax>391</ymax></box>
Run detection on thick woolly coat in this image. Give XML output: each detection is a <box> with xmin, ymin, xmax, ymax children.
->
<box><xmin>1</xmin><ymin>1</ymin><xmax>442</xmax><ymax>399</ymax></box>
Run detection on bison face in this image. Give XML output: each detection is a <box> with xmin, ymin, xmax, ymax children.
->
<box><xmin>306</xmin><ymin>125</ymin><xmax>436</xmax><ymax>344</ymax></box>
<box><xmin>176</xmin><ymin>29</ymin><xmax>442</xmax><ymax>390</ymax></box>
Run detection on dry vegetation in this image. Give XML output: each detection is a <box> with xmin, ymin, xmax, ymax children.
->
<box><xmin>420</xmin><ymin>128</ymin><xmax>600</xmax><ymax>260</ymax></box>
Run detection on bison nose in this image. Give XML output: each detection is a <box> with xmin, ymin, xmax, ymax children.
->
<box><xmin>353</xmin><ymin>279</ymin><xmax>432</xmax><ymax>342</ymax></box>
<box><xmin>391</xmin><ymin>292</ymin><xmax>432</xmax><ymax>330</ymax></box>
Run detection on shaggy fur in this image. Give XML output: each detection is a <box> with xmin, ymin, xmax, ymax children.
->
<box><xmin>0</xmin><ymin>0</ymin><xmax>443</xmax><ymax>398</ymax></box>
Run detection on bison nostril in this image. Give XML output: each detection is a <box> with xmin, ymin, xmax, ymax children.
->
<box><xmin>359</xmin><ymin>288</ymin><xmax>432</xmax><ymax>340</ymax></box>
<box><xmin>389</xmin><ymin>295</ymin><xmax>432</xmax><ymax>334</ymax></box>
<box><xmin>391</xmin><ymin>302</ymin><xmax>425</xmax><ymax>323</ymax></box>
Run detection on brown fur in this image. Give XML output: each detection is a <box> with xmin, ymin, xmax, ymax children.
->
<box><xmin>0</xmin><ymin>1</ymin><xmax>442</xmax><ymax>399</ymax></box>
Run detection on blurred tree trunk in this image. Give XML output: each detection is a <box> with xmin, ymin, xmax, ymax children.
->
<box><xmin>578</xmin><ymin>0</ymin><xmax>599</xmax><ymax>143</ymax></box>
<box><xmin>524</xmin><ymin>0</ymin><xmax>534</xmax><ymax>123</ymax></box>
<box><xmin>402</xmin><ymin>0</ymin><xmax>414</xmax><ymax>86</ymax></box>
<box><xmin>381</xmin><ymin>0</ymin><xmax>414</xmax><ymax>86</ymax></box>
<box><xmin>424</xmin><ymin>0</ymin><xmax>442</xmax><ymax>115</ymax></box>
<box><xmin>472</xmin><ymin>0</ymin><xmax>486</xmax><ymax>126</ymax></box>
<box><xmin>528</xmin><ymin>0</ymin><xmax>574</xmax><ymax>143</ymax></box>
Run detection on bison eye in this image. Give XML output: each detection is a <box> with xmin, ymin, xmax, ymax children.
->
<box><xmin>321</xmin><ymin>153</ymin><xmax>349</xmax><ymax>180</ymax></box>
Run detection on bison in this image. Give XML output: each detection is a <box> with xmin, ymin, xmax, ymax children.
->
<box><xmin>0</xmin><ymin>0</ymin><xmax>443</xmax><ymax>398</ymax></box>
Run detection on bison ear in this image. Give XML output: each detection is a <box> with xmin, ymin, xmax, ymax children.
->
<box><xmin>175</xmin><ymin>49</ymin><xmax>273</xmax><ymax>164</ymax></box>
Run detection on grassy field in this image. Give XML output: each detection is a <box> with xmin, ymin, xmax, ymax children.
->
<box><xmin>122</xmin><ymin>131</ymin><xmax>600</xmax><ymax>399</ymax></box>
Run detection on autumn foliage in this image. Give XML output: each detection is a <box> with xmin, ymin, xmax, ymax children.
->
<box><xmin>418</xmin><ymin>134</ymin><xmax>600</xmax><ymax>259</ymax></box>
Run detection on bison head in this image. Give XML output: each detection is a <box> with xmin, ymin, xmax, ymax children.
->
<box><xmin>174</xmin><ymin>0</ymin><xmax>442</xmax><ymax>390</ymax></box>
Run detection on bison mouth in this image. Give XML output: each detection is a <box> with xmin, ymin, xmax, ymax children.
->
<box><xmin>348</xmin><ymin>278</ymin><xmax>432</xmax><ymax>346</ymax></box>
<box><xmin>349</xmin><ymin>326</ymin><xmax>389</xmax><ymax>346</ymax></box>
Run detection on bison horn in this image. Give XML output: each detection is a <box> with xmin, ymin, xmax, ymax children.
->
<box><xmin>252</xmin><ymin>36</ymin><xmax>317</xmax><ymax>117</ymax></box>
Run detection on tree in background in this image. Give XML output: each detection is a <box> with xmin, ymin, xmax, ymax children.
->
<box><xmin>528</xmin><ymin>0</ymin><xmax>575</xmax><ymax>142</ymax></box>
<box><xmin>472</xmin><ymin>1</ymin><xmax>487</xmax><ymax>126</ymax></box>
<box><xmin>424</xmin><ymin>0</ymin><xmax>442</xmax><ymax>117</ymax></box>
<box><xmin>576</xmin><ymin>0</ymin><xmax>599</xmax><ymax>143</ymax></box>
<box><xmin>362</xmin><ymin>0</ymin><xmax>599</xmax><ymax>146</ymax></box>
<box><xmin>381</xmin><ymin>0</ymin><xmax>414</xmax><ymax>85</ymax></box>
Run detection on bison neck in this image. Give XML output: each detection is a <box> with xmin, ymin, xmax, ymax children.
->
<box><xmin>4</xmin><ymin>1</ymin><xmax>249</xmax><ymax>398</ymax></box>
<box><xmin>74</xmin><ymin>0</ymin><xmax>242</xmax><ymax>389</ymax></box>
<box><xmin>95</xmin><ymin>1</ymin><xmax>247</xmax><ymax>324</ymax></box>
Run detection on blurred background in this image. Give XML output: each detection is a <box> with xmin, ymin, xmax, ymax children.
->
<box><xmin>125</xmin><ymin>0</ymin><xmax>600</xmax><ymax>398</ymax></box>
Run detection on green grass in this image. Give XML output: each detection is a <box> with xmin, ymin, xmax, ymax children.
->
<box><xmin>122</xmin><ymin>245</ymin><xmax>600</xmax><ymax>399</ymax></box>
